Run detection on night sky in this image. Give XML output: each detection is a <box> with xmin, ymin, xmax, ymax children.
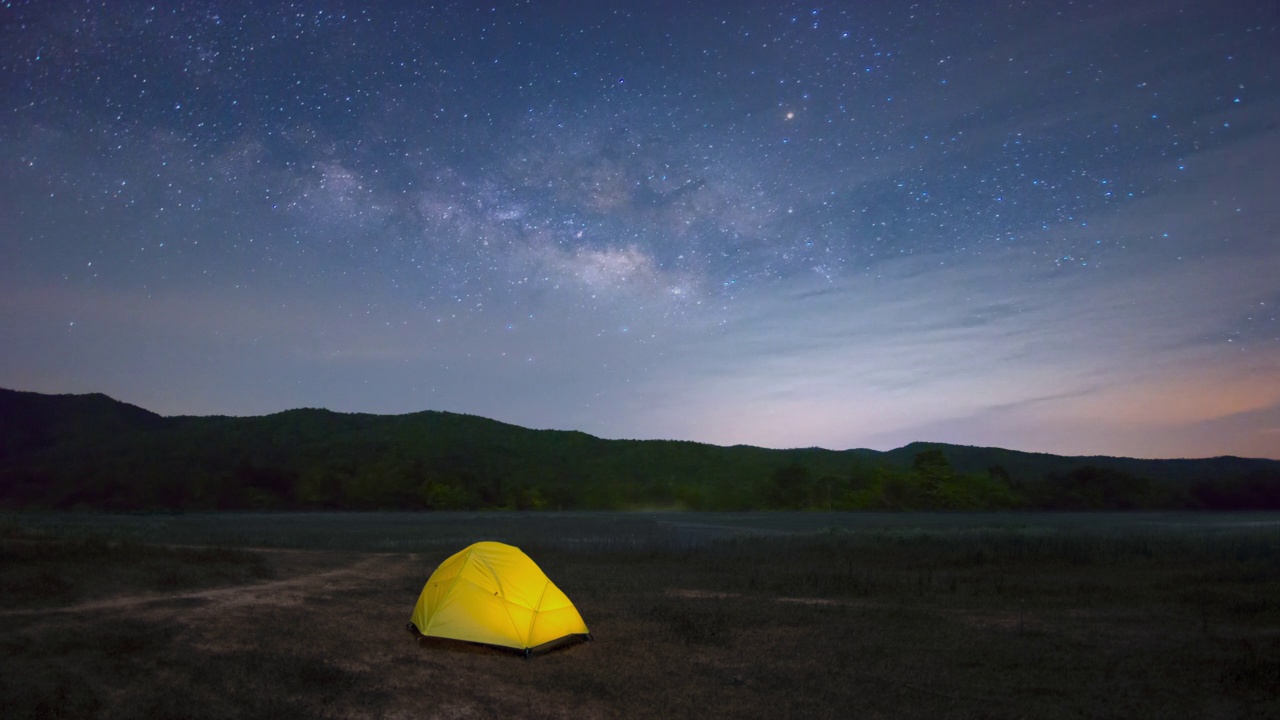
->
<box><xmin>2</xmin><ymin>1</ymin><xmax>1278</xmax><ymax>459</ymax></box>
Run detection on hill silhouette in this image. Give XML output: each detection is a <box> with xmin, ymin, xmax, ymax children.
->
<box><xmin>2</xmin><ymin>388</ymin><xmax>1277</xmax><ymax>511</ymax></box>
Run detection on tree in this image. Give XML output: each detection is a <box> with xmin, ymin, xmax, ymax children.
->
<box><xmin>912</xmin><ymin>449</ymin><xmax>954</xmax><ymax>503</ymax></box>
<box><xmin>766</xmin><ymin>461</ymin><xmax>813</xmax><ymax>509</ymax></box>
<box><xmin>912</xmin><ymin>448</ymin><xmax>952</xmax><ymax>477</ymax></box>
<box><xmin>813</xmin><ymin>475</ymin><xmax>840</xmax><ymax>510</ymax></box>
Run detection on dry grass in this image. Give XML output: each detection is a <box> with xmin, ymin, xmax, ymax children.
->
<box><xmin>1</xmin><ymin>513</ymin><xmax>1279</xmax><ymax>718</ymax></box>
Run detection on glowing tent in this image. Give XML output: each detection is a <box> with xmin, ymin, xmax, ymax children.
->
<box><xmin>409</xmin><ymin>541</ymin><xmax>590</xmax><ymax>655</ymax></box>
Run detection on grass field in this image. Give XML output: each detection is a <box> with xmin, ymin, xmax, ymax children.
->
<box><xmin>2</xmin><ymin>512</ymin><xmax>1279</xmax><ymax>718</ymax></box>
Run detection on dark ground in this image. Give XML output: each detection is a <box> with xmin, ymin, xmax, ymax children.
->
<box><xmin>2</xmin><ymin>512</ymin><xmax>1278</xmax><ymax>719</ymax></box>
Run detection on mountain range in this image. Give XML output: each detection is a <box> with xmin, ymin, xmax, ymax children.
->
<box><xmin>2</xmin><ymin>388</ymin><xmax>1277</xmax><ymax>511</ymax></box>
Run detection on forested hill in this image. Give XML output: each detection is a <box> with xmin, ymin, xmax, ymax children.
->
<box><xmin>2</xmin><ymin>388</ymin><xmax>1278</xmax><ymax>511</ymax></box>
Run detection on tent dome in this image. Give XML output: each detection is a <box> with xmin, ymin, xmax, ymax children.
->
<box><xmin>409</xmin><ymin>541</ymin><xmax>590</xmax><ymax>654</ymax></box>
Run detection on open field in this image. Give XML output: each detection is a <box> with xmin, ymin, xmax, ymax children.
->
<box><xmin>3</xmin><ymin>512</ymin><xmax>1279</xmax><ymax>719</ymax></box>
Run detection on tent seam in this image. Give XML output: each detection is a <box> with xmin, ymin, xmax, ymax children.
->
<box><xmin>486</xmin><ymin>556</ymin><xmax>529</xmax><ymax>645</ymax></box>
<box><xmin>425</xmin><ymin>547</ymin><xmax>475</xmax><ymax>635</ymax></box>
<box><xmin>526</xmin><ymin>579</ymin><xmax>550</xmax><ymax>647</ymax></box>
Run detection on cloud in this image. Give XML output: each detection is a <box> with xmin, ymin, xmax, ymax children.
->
<box><xmin>867</xmin><ymin>364</ymin><xmax>1280</xmax><ymax>459</ymax></box>
<box><xmin>612</xmin><ymin>239</ymin><xmax>1279</xmax><ymax>453</ymax></box>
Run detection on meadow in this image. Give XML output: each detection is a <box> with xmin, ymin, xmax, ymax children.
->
<box><xmin>2</xmin><ymin>511</ymin><xmax>1279</xmax><ymax>719</ymax></box>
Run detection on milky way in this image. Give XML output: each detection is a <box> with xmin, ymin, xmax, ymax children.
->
<box><xmin>2</xmin><ymin>0</ymin><xmax>1278</xmax><ymax>458</ymax></box>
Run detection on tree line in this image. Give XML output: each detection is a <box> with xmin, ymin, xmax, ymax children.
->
<box><xmin>2</xmin><ymin>389</ymin><xmax>1278</xmax><ymax>512</ymax></box>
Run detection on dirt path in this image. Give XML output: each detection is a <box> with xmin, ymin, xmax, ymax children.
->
<box><xmin>0</xmin><ymin>552</ymin><xmax>413</xmax><ymax>620</ymax></box>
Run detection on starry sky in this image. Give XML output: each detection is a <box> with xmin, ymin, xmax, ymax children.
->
<box><xmin>2</xmin><ymin>0</ymin><xmax>1278</xmax><ymax>459</ymax></box>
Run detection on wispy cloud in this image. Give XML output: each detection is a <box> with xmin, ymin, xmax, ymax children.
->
<box><xmin>616</xmin><ymin>241</ymin><xmax>1279</xmax><ymax>454</ymax></box>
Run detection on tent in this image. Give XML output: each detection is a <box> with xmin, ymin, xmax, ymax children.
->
<box><xmin>409</xmin><ymin>541</ymin><xmax>590</xmax><ymax>655</ymax></box>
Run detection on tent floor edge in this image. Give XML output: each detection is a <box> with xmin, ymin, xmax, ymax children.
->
<box><xmin>526</xmin><ymin>633</ymin><xmax>592</xmax><ymax>657</ymax></box>
<box><xmin>410</xmin><ymin>633</ymin><xmax>574</xmax><ymax>659</ymax></box>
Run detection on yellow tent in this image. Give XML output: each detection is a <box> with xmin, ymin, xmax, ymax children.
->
<box><xmin>409</xmin><ymin>541</ymin><xmax>590</xmax><ymax>655</ymax></box>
